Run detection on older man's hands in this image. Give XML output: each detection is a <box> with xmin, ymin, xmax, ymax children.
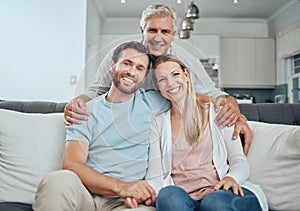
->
<box><xmin>213</xmin><ymin>95</ymin><xmax>253</xmax><ymax>155</ymax></box>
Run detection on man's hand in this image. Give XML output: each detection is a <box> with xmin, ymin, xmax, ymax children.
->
<box><xmin>64</xmin><ymin>95</ymin><xmax>91</xmax><ymax>126</ymax></box>
<box><xmin>119</xmin><ymin>180</ymin><xmax>156</xmax><ymax>208</ymax></box>
<box><xmin>213</xmin><ymin>95</ymin><xmax>253</xmax><ymax>155</ymax></box>
<box><xmin>214</xmin><ymin>95</ymin><xmax>239</xmax><ymax>127</ymax></box>
<box><xmin>232</xmin><ymin>116</ymin><xmax>253</xmax><ymax>156</ymax></box>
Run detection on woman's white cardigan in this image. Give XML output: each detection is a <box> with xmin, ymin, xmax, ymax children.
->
<box><xmin>146</xmin><ymin>103</ymin><xmax>268</xmax><ymax>211</ymax></box>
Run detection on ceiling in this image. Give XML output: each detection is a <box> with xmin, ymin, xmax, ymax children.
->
<box><xmin>95</xmin><ymin>0</ymin><xmax>295</xmax><ymax>20</ymax></box>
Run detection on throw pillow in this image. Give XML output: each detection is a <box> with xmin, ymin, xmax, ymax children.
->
<box><xmin>0</xmin><ymin>109</ymin><xmax>65</xmax><ymax>204</ymax></box>
<box><xmin>247</xmin><ymin>121</ymin><xmax>300</xmax><ymax>210</ymax></box>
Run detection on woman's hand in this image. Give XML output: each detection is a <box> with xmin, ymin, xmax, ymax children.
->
<box><xmin>125</xmin><ymin>197</ymin><xmax>154</xmax><ymax>208</ymax></box>
<box><xmin>125</xmin><ymin>197</ymin><xmax>139</xmax><ymax>208</ymax></box>
<box><xmin>214</xmin><ymin>176</ymin><xmax>244</xmax><ymax>197</ymax></box>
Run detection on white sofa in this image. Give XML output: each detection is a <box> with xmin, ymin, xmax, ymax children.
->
<box><xmin>0</xmin><ymin>101</ymin><xmax>300</xmax><ymax>211</ymax></box>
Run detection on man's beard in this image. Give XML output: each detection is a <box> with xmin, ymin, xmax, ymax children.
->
<box><xmin>112</xmin><ymin>71</ymin><xmax>142</xmax><ymax>95</ymax></box>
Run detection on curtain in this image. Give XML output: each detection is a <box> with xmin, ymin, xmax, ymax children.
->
<box><xmin>278</xmin><ymin>20</ymin><xmax>300</xmax><ymax>59</ymax></box>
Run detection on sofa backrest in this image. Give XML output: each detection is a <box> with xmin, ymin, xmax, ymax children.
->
<box><xmin>239</xmin><ymin>103</ymin><xmax>300</xmax><ymax>125</ymax></box>
<box><xmin>1</xmin><ymin>101</ymin><xmax>300</xmax><ymax>125</ymax></box>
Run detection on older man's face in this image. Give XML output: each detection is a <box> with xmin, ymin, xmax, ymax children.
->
<box><xmin>140</xmin><ymin>14</ymin><xmax>176</xmax><ymax>57</ymax></box>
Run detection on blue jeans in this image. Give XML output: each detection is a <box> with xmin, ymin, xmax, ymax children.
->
<box><xmin>156</xmin><ymin>186</ymin><xmax>262</xmax><ymax>211</ymax></box>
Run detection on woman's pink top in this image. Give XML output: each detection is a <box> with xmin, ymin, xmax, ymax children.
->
<box><xmin>171</xmin><ymin>124</ymin><xmax>220</xmax><ymax>200</ymax></box>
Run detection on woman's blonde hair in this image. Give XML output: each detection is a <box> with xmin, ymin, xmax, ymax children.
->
<box><xmin>153</xmin><ymin>54</ymin><xmax>206</xmax><ymax>146</ymax></box>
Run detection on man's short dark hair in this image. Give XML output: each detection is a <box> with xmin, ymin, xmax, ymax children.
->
<box><xmin>112</xmin><ymin>41</ymin><xmax>151</xmax><ymax>69</ymax></box>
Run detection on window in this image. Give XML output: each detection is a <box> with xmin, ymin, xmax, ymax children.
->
<box><xmin>292</xmin><ymin>54</ymin><xmax>300</xmax><ymax>103</ymax></box>
<box><xmin>294</xmin><ymin>54</ymin><xmax>300</xmax><ymax>74</ymax></box>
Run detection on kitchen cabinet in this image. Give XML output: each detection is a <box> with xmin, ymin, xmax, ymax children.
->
<box><xmin>220</xmin><ymin>38</ymin><xmax>275</xmax><ymax>88</ymax></box>
<box><xmin>185</xmin><ymin>35</ymin><xmax>220</xmax><ymax>58</ymax></box>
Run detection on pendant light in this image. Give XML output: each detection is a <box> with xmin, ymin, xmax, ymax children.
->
<box><xmin>185</xmin><ymin>0</ymin><xmax>200</xmax><ymax>19</ymax></box>
<box><xmin>178</xmin><ymin>0</ymin><xmax>200</xmax><ymax>39</ymax></box>
<box><xmin>179</xmin><ymin>30</ymin><xmax>190</xmax><ymax>39</ymax></box>
<box><xmin>181</xmin><ymin>17</ymin><xmax>194</xmax><ymax>31</ymax></box>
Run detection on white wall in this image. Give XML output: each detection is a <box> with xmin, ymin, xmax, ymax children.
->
<box><xmin>79</xmin><ymin>0</ymin><xmax>103</xmax><ymax>95</ymax></box>
<box><xmin>268</xmin><ymin>0</ymin><xmax>300</xmax><ymax>85</ymax></box>
<box><xmin>100</xmin><ymin>17</ymin><xmax>268</xmax><ymax>62</ymax></box>
<box><xmin>102</xmin><ymin>17</ymin><xmax>269</xmax><ymax>38</ymax></box>
<box><xmin>0</xmin><ymin>0</ymin><xmax>87</xmax><ymax>102</ymax></box>
<box><xmin>192</xmin><ymin>18</ymin><xmax>268</xmax><ymax>38</ymax></box>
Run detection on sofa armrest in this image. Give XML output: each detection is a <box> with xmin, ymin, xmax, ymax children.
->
<box><xmin>0</xmin><ymin>101</ymin><xmax>67</xmax><ymax>113</ymax></box>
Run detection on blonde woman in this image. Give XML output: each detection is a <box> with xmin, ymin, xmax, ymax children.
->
<box><xmin>145</xmin><ymin>54</ymin><xmax>268</xmax><ymax>211</ymax></box>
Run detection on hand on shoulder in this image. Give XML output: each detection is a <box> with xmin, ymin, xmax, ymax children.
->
<box><xmin>196</xmin><ymin>94</ymin><xmax>211</xmax><ymax>105</ymax></box>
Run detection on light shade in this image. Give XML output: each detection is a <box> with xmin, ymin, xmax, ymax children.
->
<box><xmin>179</xmin><ymin>30</ymin><xmax>190</xmax><ymax>39</ymax></box>
<box><xmin>185</xmin><ymin>1</ymin><xmax>199</xmax><ymax>19</ymax></box>
<box><xmin>181</xmin><ymin>18</ymin><xmax>194</xmax><ymax>31</ymax></box>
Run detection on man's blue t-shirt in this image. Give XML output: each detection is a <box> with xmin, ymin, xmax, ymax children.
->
<box><xmin>66</xmin><ymin>89</ymin><xmax>170</xmax><ymax>182</ymax></box>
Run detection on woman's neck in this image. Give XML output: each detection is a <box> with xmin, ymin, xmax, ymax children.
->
<box><xmin>170</xmin><ymin>97</ymin><xmax>186</xmax><ymax>116</ymax></box>
<box><xmin>170</xmin><ymin>103</ymin><xmax>184</xmax><ymax>117</ymax></box>
<box><xmin>170</xmin><ymin>103</ymin><xmax>185</xmax><ymax>142</ymax></box>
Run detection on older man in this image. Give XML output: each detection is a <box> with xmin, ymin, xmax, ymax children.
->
<box><xmin>64</xmin><ymin>4</ymin><xmax>253</xmax><ymax>154</ymax></box>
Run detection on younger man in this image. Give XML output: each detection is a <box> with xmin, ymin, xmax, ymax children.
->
<box><xmin>33</xmin><ymin>41</ymin><xmax>169</xmax><ymax>211</ymax></box>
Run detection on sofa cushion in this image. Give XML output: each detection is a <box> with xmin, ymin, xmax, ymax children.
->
<box><xmin>0</xmin><ymin>109</ymin><xmax>65</xmax><ymax>204</ymax></box>
<box><xmin>247</xmin><ymin>121</ymin><xmax>300</xmax><ymax>210</ymax></box>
